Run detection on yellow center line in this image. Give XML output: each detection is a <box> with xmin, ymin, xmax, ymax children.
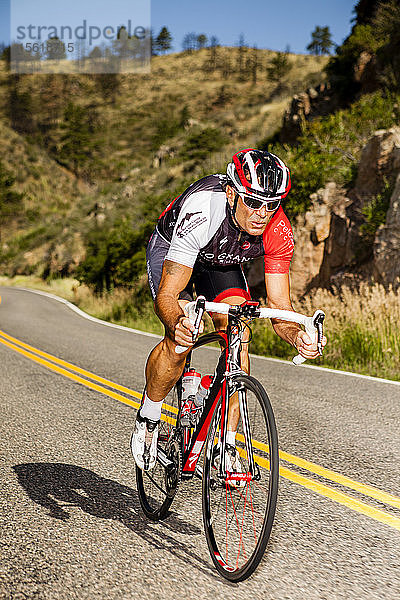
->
<box><xmin>1</xmin><ymin>330</ymin><xmax>399</xmax><ymax>532</ymax></box>
<box><xmin>279</xmin><ymin>465</ymin><xmax>400</xmax><ymax>531</ymax></box>
<box><xmin>0</xmin><ymin>328</ymin><xmax>142</xmax><ymax>402</ymax></box>
<box><xmin>237</xmin><ymin>433</ymin><xmax>400</xmax><ymax>510</ymax></box>
<box><xmin>0</xmin><ymin>335</ymin><xmax>141</xmax><ymax>411</ymax></box>
<box><xmin>279</xmin><ymin>450</ymin><xmax>400</xmax><ymax>511</ymax></box>
<box><xmin>237</xmin><ymin>448</ymin><xmax>400</xmax><ymax>531</ymax></box>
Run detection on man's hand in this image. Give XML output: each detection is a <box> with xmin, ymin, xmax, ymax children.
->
<box><xmin>174</xmin><ymin>315</ymin><xmax>204</xmax><ymax>348</ymax></box>
<box><xmin>294</xmin><ymin>330</ymin><xmax>327</xmax><ymax>360</ymax></box>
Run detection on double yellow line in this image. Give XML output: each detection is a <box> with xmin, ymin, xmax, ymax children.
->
<box><xmin>0</xmin><ymin>327</ymin><xmax>399</xmax><ymax>532</ymax></box>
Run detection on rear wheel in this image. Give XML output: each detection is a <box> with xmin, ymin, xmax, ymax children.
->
<box><xmin>202</xmin><ymin>374</ymin><xmax>279</xmax><ymax>581</ymax></box>
<box><xmin>136</xmin><ymin>387</ymin><xmax>182</xmax><ymax>521</ymax></box>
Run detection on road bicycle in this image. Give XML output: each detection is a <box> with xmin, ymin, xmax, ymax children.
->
<box><xmin>136</xmin><ymin>297</ymin><xmax>325</xmax><ymax>582</ymax></box>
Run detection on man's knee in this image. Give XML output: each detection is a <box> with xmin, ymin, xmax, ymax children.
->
<box><xmin>160</xmin><ymin>335</ymin><xmax>190</xmax><ymax>363</ymax></box>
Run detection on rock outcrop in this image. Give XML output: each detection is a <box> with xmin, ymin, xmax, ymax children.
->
<box><xmin>280</xmin><ymin>83</ymin><xmax>336</xmax><ymax>144</ymax></box>
<box><xmin>290</xmin><ymin>183</ymin><xmax>351</xmax><ymax>296</ymax></box>
<box><xmin>248</xmin><ymin>127</ymin><xmax>400</xmax><ymax>298</ymax></box>
<box><xmin>374</xmin><ymin>173</ymin><xmax>400</xmax><ymax>288</ymax></box>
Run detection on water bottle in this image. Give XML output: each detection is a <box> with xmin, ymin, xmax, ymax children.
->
<box><xmin>181</xmin><ymin>369</ymin><xmax>201</xmax><ymax>426</ymax></box>
<box><xmin>194</xmin><ymin>375</ymin><xmax>213</xmax><ymax>408</ymax></box>
<box><xmin>190</xmin><ymin>375</ymin><xmax>213</xmax><ymax>425</ymax></box>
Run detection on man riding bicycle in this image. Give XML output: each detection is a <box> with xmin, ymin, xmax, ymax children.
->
<box><xmin>131</xmin><ymin>148</ymin><xmax>326</xmax><ymax>471</ymax></box>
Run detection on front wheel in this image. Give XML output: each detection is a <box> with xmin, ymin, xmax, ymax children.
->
<box><xmin>202</xmin><ymin>375</ymin><xmax>279</xmax><ymax>582</ymax></box>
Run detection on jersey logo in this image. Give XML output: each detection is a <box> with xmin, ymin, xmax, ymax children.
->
<box><xmin>273</xmin><ymin>219</ymin><xmax>294</xmax><ymax>246</ymax></box>
<box><xmin>176</xmin><ymin>211</ymin><xmax>206</xmax><ymax>238</ymax></box>
<box><xmin>219</xmin><ymin>236</ymin><xmax>228</xmax><ymax>248</ymax></box>
<box><xmin>241</xmin><ymin>241</ymin><xmax>250</xmax><ymax>250</ymax></box>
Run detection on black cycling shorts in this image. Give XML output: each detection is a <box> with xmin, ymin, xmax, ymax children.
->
<box><xmin>146</xmin><ymin>229</ymin><xmax>251</xmax><ymax>303</ymax></box>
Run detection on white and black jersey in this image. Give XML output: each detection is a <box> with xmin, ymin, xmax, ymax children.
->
<box><xmin>155</xmin><ymin>174</ymin><xmax>294</xmax><ymax>273</ymax></box>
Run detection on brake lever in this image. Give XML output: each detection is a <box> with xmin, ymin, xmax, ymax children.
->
<box><xmin>292</xmin><ymin>309</ymin><xmax>325</xmax><ymax>365</ymax></box>
<box><xmin>175</xmin><ymin>296</ymin><xmax>206</xmax><ymax>354</ymax></box>
<box><xmin>192</xmin><ymin>296</ymin><xmax>205</xmax><ymax>342</ymax></box>
<box><xmin>314</xmin><ymin>312</ymin><xmax>325</xmax><ymax>356</ymax></box>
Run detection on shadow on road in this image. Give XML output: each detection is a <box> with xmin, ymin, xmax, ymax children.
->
<box><xmin>13</xmin><ymin>463</ymin><xmax>225</xmax><ymax>582</ymax></box>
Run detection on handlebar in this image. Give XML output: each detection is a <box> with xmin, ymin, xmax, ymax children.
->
<box><xmin>175</xmin><ymin>296</ymin><xmax>325</xmax><ymax>365</ymax></box>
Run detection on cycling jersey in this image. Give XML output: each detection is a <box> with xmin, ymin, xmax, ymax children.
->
<box><xmin>156</xmin><ymin>174</ymin><xmax>294</xmax><ymax>274</ymax></box>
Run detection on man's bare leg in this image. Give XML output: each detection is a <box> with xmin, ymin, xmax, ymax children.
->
<box><xmin>145</xmin><ymin>299</ymin><xmax>190</xmax><ymax>403</ymax></box>
<box><xmin>145</xmin><ymin>336</ymin><xmax>189</xmax><ymax>402</ymax></box>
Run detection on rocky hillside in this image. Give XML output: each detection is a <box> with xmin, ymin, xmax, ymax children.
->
<box><xmin>0</xmin><ymin>49</ymin><xmax>328</xmax><ymax>278</ymax></box>
<box><xmin>247</xmin><ymin>126</ymin><xmax>400</xmax><ymax>296</ymax></box>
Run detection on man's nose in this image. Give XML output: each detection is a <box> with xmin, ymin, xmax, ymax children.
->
<box><xmin>255</xmin><ymin>204</ymin><xmax>267</xmax><ymax>218</ymax></box>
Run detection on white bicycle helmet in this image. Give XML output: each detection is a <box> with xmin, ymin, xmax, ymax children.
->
<box><xmin>226</xmin><ymin>149</ymin><xmax>291</xmax><ymax>203</ymax></box>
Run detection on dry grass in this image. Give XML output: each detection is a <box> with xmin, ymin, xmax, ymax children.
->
<box><xmin>297</xmin><ymin>283</ymin><xmax>400</xmax><ymax>379</ymax></box>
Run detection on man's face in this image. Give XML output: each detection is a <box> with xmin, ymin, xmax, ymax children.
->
<box><xmin>226</xmin><ymin>186</ymin><xmax>277</xmax><ymax>236</ymax></box>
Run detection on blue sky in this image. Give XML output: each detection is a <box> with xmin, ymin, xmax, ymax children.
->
<box><xmin>151</xmin><ymin>0</ymin><xmax>357</xmax><ymax>53</ymax></box>
<box><xmin>1</xmin><ymin>0</ymin><xmax>356</xmax><ymax>53</ymax></box>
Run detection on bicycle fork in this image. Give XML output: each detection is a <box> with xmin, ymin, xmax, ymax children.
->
<box><xmin>218</xmin><ymin>378</ymin><xmax>260</xmax><ymax>483</ymax></box>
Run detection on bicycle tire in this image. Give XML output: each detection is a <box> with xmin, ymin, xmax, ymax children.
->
<box><xmin>136</xmin><ymin>387</ymin><xmax>182</xmax><ymax>521</ymax></box>
<box><xmin>202</xmin><ymin>374</ymin><xmax>279</xmax><ymax>582</ymax></box>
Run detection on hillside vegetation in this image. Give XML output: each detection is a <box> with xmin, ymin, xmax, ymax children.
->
<box><xmin>0</xmin><ymin>48</ymin><xmax>327</xmax><ymax>281</ymax></box>
<box><xmin>1</xmin><ymin>0</ymin><xmax>400</xmax><ymax>381</ymax></box>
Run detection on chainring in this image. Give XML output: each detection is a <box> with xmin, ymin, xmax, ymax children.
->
<box><xmin>165</xmin><ymin>436</ymin><xmax>182</xmax><ymax>497</ymax></box>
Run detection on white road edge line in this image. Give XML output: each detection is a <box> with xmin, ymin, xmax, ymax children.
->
<box><xmin>7</xmin><ymin>286</ymin><xmax>400</xmax><ymax>387</ymax></box>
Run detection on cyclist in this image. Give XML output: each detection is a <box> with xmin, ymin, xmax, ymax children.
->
<box><xmin>131</xmin><ymin>149</ymin><xmax>327</xmax><ymax>471</ymax></box>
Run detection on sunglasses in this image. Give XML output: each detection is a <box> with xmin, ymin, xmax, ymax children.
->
<box><xmin>240</xmin><ymin>194</ymin><xmax>281</xmax><ymax>212</ymax></box>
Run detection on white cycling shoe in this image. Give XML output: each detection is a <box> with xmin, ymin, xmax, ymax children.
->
<box><xmin>213</xmin><ymin>443</ymin><xmax>246</xmax><ymax>489</ymax></box>
<box><xmin>225</xmin><ymin>444</ymin><xmax>246</xmax><ymax>488</ymax></box>
<box><xmin>131</xmin><ymin>410</ymin><xmax>159</xmax><ymax>471</ymax></box>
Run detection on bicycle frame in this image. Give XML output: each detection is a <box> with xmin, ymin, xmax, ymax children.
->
<box><xmin>176</xmin><ymin>314</ymin><xmax>256</xmax><ymax>482</ymax></box>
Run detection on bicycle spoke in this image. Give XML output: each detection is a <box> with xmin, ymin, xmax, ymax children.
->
<box><xmin>142</xmin><ymin>470</ymin><xmax>168</xmax><ymax>496</ymax></box>
<box><xmin>202</xmin><ymin>375</ymin><xmax>279</xmax><ymax>581</ymax></box>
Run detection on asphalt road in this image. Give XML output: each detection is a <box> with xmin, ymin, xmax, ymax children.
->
<box><xmin>0</xmin><ymin>286</ymin><xmax>399</xmax><ymax>600</ymax></box>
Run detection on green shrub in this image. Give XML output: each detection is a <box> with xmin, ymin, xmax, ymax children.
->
<box><xmin>76</xmin><ymin>220</ymin><xmax>153</xmax><ymax>293</ymax></box>
<box><xmin>181</xmin><ymin>127</ymin><xmax>228</xmax><ymax>162</ymax></box>
<box><xmin>358</xmin><ymin>178</ymin><xmax>393</xmax><ymax>259</ymax></box>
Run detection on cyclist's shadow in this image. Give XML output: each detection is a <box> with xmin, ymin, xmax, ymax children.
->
<box><xmin>13</xmin><ymin>463</ymin><xmax>222</xmax><ymax>581</ymax></box>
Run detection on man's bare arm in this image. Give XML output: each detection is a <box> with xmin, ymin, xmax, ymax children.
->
<box><xmin>265</xmin><ymin>272</ymin><xmax>300</xmax><ymax>347</ymax></box>
<box><xmin>265</xmin><ymin>272</ymin><xmax>327</xmax><ymax>359</ymax></box>
<box><xmin>155</xmin><ymin>259</ymin><xmax>193</xmax><ymax>340</ymax></box>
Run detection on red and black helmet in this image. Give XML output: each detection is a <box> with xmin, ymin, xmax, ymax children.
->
<box><xmin>226</xmin><ymin>149</ymin><xmax>291</xmax><ymax>202</ymax></box>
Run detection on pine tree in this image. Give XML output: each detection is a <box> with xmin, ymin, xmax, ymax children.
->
<box><xmin>182</xmin><ymin>33</ymin><xmax>197</xmax><ymax>53</ymax></box>
<box><xmin>155</xmin><ymin>27</ymin><xmax>173</xmax><ymax>54</ymax></box>
<box><xmin>236</xmin><ymin>33</ymin><xmax>247</xmax><ymax>79</ymax></box>
<box><xmin>8</xmin><ymin>78</ymin><xmax>37</xmax><ymax>135</ymax></box>
<box><xmin>46</xmin><ymin>37</ymin><xmax>67</xmax><ymax>60</ymax></box>
<box><xmin>38</xmin><ymin>75</ymin><xmax>67</xmax><ymax>150</ymax></box>
<box><xmin>267</xmin><ymin>51</ymin><xmax>291</xmax><ymax>84</ymax></box>
<box><xmin>320</xmin><ymin>26</ymin><xmax>334</xmax><ymax>54</ymax></box>
<box><xmin>307</xmin><ymin>26</ymin><xmax>334</xmax><ymax>55</ymax></box>
<box><xmin>197</xmin><ymin>34</ymin><xmax>207</xmax><ymax>49</ymax></box>
<box><xmin>59</xmin><ymin>103</ymin><xmax>99</xmax><ymax>176</ymax></box>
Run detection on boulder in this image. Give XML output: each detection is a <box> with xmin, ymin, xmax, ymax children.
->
<box><xmin>374</xmin><ymin>173</ymin><xmax>400</xmax><ymax>288</ymax></box>
<box><xmin>289</xmin><ymin>183</ymin><xmax>350</xmax><ymax>296</ymax></box>
<box><xmin>350</xmin><ymin>128</ymin><xmax>400</xmax><ymax>204</ymax></box>
<box><xmin>345</xmin><ymin>127</ymin><xmax>400</xmax><ymax>265</ymax></box>
<box><xmin>153</xmin><ymin>145</ymin><xmax>175</xmax><ymax>169</ymax></box>
<box><xmin>280</xmin><ymin>83</ymin><xmax>336</xmax><ymax>144</ymax></box>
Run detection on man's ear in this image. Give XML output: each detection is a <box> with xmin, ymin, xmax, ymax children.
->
<box><xmin>226</xmin><ymin>185</ymin><xmax>235</xmax><ymax>208</ymax></box>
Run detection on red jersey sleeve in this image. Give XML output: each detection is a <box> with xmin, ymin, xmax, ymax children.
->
<box><xmin>262</xmin><ymin>207</ymin><xmax>294</xmax><ymax>274</ymax></box>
